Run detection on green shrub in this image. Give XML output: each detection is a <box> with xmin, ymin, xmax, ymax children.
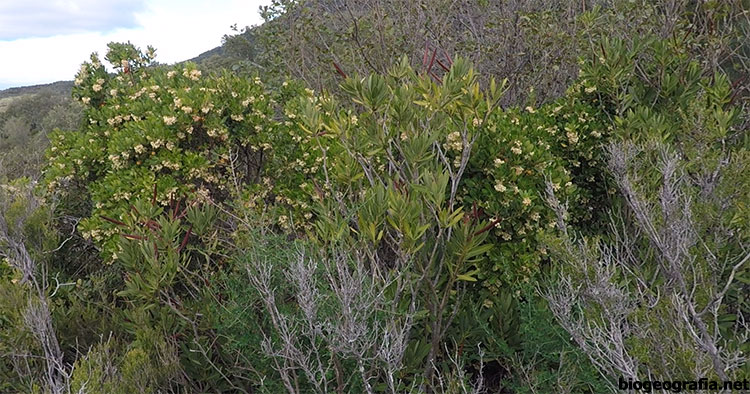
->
<box><xmin>0</xmin><ymin>178</ymin><xmax>62</xmax><ymax>391</ymax></box>
<box><xmin>217</xmin><ymin>56</ymin><xmax>612</xmax><ymax>391</ymax></box>
<box><xmin>502</xmin><ymin>292</ymin><xmax>608</xmax><ymax>394</ymax></box>
<box><xmin>45</xmin><ymin>42</ymin><xmax>276</xmax><ymax>259</ymax></box>
<box><xmin>541</xmin><ymin>28</ymin><xmax>750</xmax><ymax>388</ymax></box>
<box><xmin>461</xmin><ymin>97</ymin><xmax>610</xmax><ymax>291</ymax></box>
<box><xmin>69</xmin><ymin>336</ymin><xmax>183</xmax><ymax>393</ymax></box>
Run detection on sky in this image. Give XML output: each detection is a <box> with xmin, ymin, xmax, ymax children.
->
<box><xmin>0</xmin><ymin>0</ymin><xmax>270</xmax><ymax>90</ymax></box>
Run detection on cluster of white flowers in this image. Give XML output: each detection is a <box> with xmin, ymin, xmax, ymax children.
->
<box><xmin>134</xmin><ymin>144</ymin><xmax>146</xmax><ymax>154</ymax></box>
<box><xmin>230</xmin><ymin>114</ymin><xmax>245</xmax><ymax>121</ymax></box>
<box><xmin>108</xmin><ymin>154</ymin><xmax>123</xmax><ymax>169</ymax></box>
<box><xmin>274</xmin><ymin>195</ymin><xmax>296</xmax><ymax>206</ymax></box>
<box><xmin>112</xmin><ymin>191</ymin><xmax>132</xmax><ymax>201</ymax></box>
<box><xmin>494</xmin><ymin>180</ymin><xmax>507</xmax><ymax>193</ymax></box>
<box><xmin>451</xmin><ymin>156</ymin><xmax>461</xmax><ymax>168</ymax></box>
<box><xmin>510</xmin><ymin>140</ymin><xmax>523</xmax><ymax>155</ymax></box>
<box><xmin>81</xmin><ymin>97</ymin><xmax>91</xmax><ymax>105</ymax></box>
<box><xmin>161</xmin><ymin>160</ymin><xmax>180</xmax><ymax>170</ymax></box>
<box><xmin>494</xmin><ymin>158</ymin><xmax>505</xmax><ymax>167</ymax></box>
<box><xmin>83</xmin><ymin>228</ymin><xmax>105</xmax><ymax>242</ymax></box>
<box><xmin>129</xmin><ymin>86</ymin><xmax>147</xmax><ymax>100</ymax></box>
<box><xmin>105</xmin><ymin>116</ymin><xmax>120</xmax><ymax>126</ymax></box>
<box><xmin>194</xmin><ymin>187</ymin><xmax>212</xmax><ymax>203</ymax></box>
<box><xmin>188</xmin><ymin>167</ymin><xmax>209</xmax><ymax>179</ymax></box>
<box><xmin>105</xmin><ymin>113</ymin><xmax>138</xmax><ymax>127</ymax></box>
<box><xmin>183</xmin><ymin>69</ymin><xmax>201</xmax><ymax>81</ymax></box>
<box><xmin>566</xmin><ymin>129</ymin><xmax>579</xmax><ymax>144</ymax></box>
<box><xmin>163</xmin><ymin>116</ymin><xmax>177</xmax><ymax>125</ymax></box>
<box><xmin>443</xmin><ymin>131</ymin><xmax>463</xmax><ymax>152</ymax></box>
<box><xmin>75</xmin><ymin>64</ymin><xmax>88</xmax><ymax>85</ymax></box>
<box><xmin>278</xmin><ymin>215</ymin><xmax>291</xmax><ymax>230</ymax></box>
<box><xmin>94</xmin><ymin>78</ymin><xmax>105</xmax><ymax>90</ymax></box>
<box><xmin>151</xmin><ymin>139</ymin><xmax>168</xmax><ymax>150</ymax></box>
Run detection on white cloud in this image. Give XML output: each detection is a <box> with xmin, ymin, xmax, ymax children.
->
<box><xmin>0</xmin><ymin>0</ymin><xmax>147</xmax><ymax>40</ymax></box>
<box><xmin>0</xmin><ymin>0</ymin><xmax>269</xmax><ymax>89</ymax></box>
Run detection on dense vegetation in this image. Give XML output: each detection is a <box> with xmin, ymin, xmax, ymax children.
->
<box><xmin>0</xmin><ymin>83</ymin><xmax>80</xmax><ymax>181</ymax></box>
<box><xmin>1</xmin><ymin>0</ymin><xmax>748</xmax><ymax>392</ymax></box>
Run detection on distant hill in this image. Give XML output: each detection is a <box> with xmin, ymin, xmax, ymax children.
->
<box><xmin>0</xmin><ymin>79</ymin><xmax>81</xmax><ymax>179</ymax></box>
<box><xmin>0</xmin><ymin>30</ymin><xmax>255</xmax><ymax>124</ymax></box>
<box><xmin>0</xmin><ymin>41</ymin><xmax>236</xmax><ymax>98</ymax></box>
<box><xmin>0</xmin><ymin>80</ymin><xmax>74</xmax><ymax>101</ymax></box>
<box><xmin>0</xmin><ymin>41</ymin><xmax>230</xmax><ymax>96</ymax></box>
<box><xmin>187</xmin><ymin>45</ymin><xmax>227</xmax><ymax>65</ymax></box>
<box><xmin>0</xmin><ymin>26</ymin><xmax>259</xmax><ymax>96</ymax></box>
<box><xmin>186</xmin><ymin>29</ymin><xmax>256</xmax><ymax>70</ymax></box>
<box><xmin>0</xmin><ymin>29</ymin><xmax>257</xmax><ymax>180</ymax></box>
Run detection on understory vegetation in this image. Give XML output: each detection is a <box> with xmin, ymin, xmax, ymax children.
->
<box><xmin>1</xmin><ymin>0</ymin><xmax>749</xmax><ymax>392</ymax></box>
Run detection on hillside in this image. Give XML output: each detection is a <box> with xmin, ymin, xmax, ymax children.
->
<box><xmin>0</xmin><ymin>40</ymin><xmax>236</xmax><ymax>180</ymax></box>
<box><xmin>0</xmin><ymin>33</ymin><xmax>247</xmax><ymax>101</ymax></box>
<box><xmin>0</xmin><ymin>80</ymin><xmax>74</xmax><ymax>101</ymax></box>
<box><xmin>0</xmin><ymin>1</ymin><xmax>748</xmax><ymax>392</ymax></box>
<box><xmin>0</xmin><ymin>81</ymin><xmax>81</xmax><ymax>180</ymax></box>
